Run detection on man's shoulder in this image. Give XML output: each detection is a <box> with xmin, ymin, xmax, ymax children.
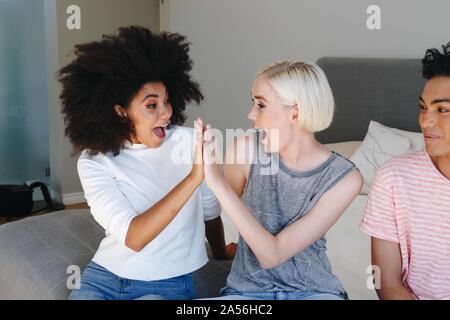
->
<box><xmin>378</xmin><ymin>150</ymin><xmax>428</xmax><ymax>176</ymax></box>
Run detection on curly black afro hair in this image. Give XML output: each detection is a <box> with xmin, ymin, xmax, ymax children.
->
<box><xmin>422</xmin><ymin>42</ymin><xmax>450</xmax><ymax>80</ymax></box>
<box><xmin>59</xmin><ymin>26</ymin><xmax>203</xmax><ymax>156</ymax></box>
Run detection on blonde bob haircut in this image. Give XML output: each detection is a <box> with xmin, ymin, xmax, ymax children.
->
<box><xmin>257</xmin><ymin>60</ymin><xmax>335</xmax><ymax>133</ymax></box>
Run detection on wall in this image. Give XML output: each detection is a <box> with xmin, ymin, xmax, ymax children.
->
<box><xmin>44</xmin><ymin>0</ymin><xmax>160</xmax><ymax>203</ymax></box>
<box><xmin>165</xmin><ymin>0</ymin><xmax>450</xmax><ymax>133</ymax></box>
<box><xmin>160</xmin><ymin>0</ymin><xmax>170</xmax><ymax>31</ymax></box>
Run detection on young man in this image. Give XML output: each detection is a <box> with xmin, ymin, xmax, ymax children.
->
<box><xmin>360</xmin><ymin>43</ymin><xmax>450</xmax><ymax>300</ymax></box>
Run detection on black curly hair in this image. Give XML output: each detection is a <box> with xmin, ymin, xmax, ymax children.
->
<box><xmin>422</xmin><ymin>42</ymin><xmax>450</xmax><ymax>80</ymax></box>
<box><xmin>59</xmin><ymin>26</ymin><xmax>203</xmax><ymax>156</ymax></box>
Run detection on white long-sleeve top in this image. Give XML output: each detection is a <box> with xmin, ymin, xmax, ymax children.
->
<box><xmin>77</xmin><ymin>126</ymin><xmax>221</xmax><ymax>281</ymax></box>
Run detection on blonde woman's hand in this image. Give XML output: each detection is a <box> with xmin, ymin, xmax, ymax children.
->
<box><xmin>203</xmin><ymin>125</ymin><xmax>226</xmax><ymax>190</ymax></box>
<box><xmin>225</xmin><ymin>242</ymin><xmax>238</xmax><ymax>260</ymax></box>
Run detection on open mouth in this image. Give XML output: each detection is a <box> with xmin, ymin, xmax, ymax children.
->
<box><xmin>152</xmin><ymin>122</ymin><xmax>170</xmax><ymax>139</ymax></box>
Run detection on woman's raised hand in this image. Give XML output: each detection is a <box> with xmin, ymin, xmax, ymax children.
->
<box><xmin>190</xmin><ymin>118</ymin><xmax>205</xmax><ymax>183</ymax></box>
<box><xmin>203</xmin><ymin>124</ymin><xmax>225</xmax><ymax>189</ymax></box>
<box><xmin>191</xmin><ymin>118</ymin><xmax>226</xmax><ymax>189</ymax></box>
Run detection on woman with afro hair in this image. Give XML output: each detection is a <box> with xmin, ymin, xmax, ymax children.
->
<box><xmin>60</xmin><ymin>26</ymin><xmax>235</xmax><ymax>300</ymax></box>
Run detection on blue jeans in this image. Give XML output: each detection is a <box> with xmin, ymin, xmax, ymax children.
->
<box><xmin>209</xmin><ymin>290</ymin><xmax>346</xmax><ymax>300</ymax></box>
<box><xmin>68</xmin><ymin>261</ymin><xmax>196</xmax><ymax>300</ymax></box>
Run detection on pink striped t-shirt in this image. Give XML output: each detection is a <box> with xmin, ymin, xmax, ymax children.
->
<box><xmin>360</xmin><ymin>151</ymin><xmax>450</xmax><ymax>300</ymax></box>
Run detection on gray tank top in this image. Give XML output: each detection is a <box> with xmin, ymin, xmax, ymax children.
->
<box><xmin>221</xmin><ymin>133</ymin><xmax>356</xmax><ymax>298</ymax></box>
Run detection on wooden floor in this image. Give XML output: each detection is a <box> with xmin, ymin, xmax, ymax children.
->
<box><xmin>0</xmin><ymin>201</ymin><xmax>89</xmax><ymax>226</ymax></box>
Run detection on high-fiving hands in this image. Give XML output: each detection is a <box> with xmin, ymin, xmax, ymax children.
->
<box><xmin>194</xmin><ymin>118</ymin><xmax>226</xmax><ymax>190</ymax></box>
<box><xmin>194</xmin><ymin>118</ymin><xmax>237</xmax><ymax>261</ymax></box>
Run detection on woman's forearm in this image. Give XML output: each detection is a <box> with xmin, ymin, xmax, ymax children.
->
<box><xmin>210</xmin><ymin>180</ymin><xmax>280</xmax><ymax>268</ymax></box>
<box><xmin>125</xmin><ymin>172</ymin><xmax>202</xmax><ymax>252</ymax></box>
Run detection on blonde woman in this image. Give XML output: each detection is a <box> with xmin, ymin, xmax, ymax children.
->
<box><xmin>201</xmin><ymin>61</ymin><xmax>363</xmax><ymax>300</ymax></box>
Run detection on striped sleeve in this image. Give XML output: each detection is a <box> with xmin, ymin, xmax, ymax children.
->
<box><xmin>360</xmin><ymin>164</ymin><xmax>400</xmax><ymax>243</ymax></box>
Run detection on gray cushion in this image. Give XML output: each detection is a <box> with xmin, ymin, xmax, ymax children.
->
<box><xmin>0</xmin><ymin>209</ymin><xmax>231</xmax><ymax>300</ymax></box>
<box><xmin>193</xmin><ymin>249</ymin><xmax>232</xmax><ymax>299</ymax></box>
<box><xmin>315</xmin><ymin>57</ymin><xmax>424</xmax><ymax>144</ymax></box>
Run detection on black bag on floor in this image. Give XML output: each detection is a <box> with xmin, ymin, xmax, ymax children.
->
<box><xmin>0</xmin><ymin>182</ymin><xmax>65</xmax><ymax>218</ymax></box>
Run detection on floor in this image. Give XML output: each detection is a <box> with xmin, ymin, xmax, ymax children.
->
<box><xmin>0</xmin><ymin>201</ymin><xmax>89</xmax><ymax>226</ymax></box>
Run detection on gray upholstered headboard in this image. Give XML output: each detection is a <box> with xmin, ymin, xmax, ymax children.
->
<box><xmin>315</xmin><ymin>57</ymin><xmax>424</xmax><ymax>144</ymax></box>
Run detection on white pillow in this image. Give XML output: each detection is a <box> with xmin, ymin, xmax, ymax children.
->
<box><xmin>350</xmin><ymin>121</ymin><xmax>424</xmax><ymax>194</ymax></box>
